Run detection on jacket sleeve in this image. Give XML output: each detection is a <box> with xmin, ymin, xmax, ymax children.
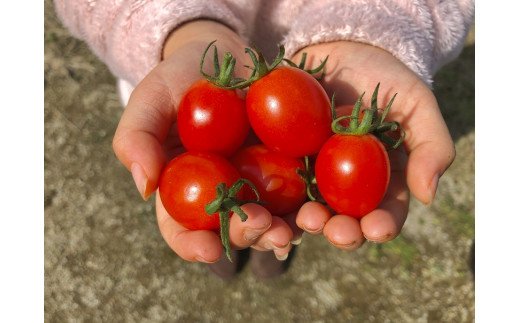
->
<box><xmin>282</xmin><ymin>0</ymin><xmax>475</xmax><ymax>86</ymax></box>
<box><xmin>53</xmin><ymin>0</ymin><xmax>247</xmax><ymax>85</ymax></box>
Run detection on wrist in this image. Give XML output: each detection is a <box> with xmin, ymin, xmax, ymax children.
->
<box><xmin>162</xmin><ymin>20</ymin><xmax>242</xmax><ymax>60</ymax></box>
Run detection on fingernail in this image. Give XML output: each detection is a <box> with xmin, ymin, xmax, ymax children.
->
<box><xmin>195</xmin><ymin>255</ymin><xmax>218</xmax><ymax>263</ymax></box>
<box><xmin>244</xmin><ymin>228</ymin><xmax>265</xmax><ymax>241</ymax></box>
<box><xmin>263</xmin><ymin>241</ymin><xmax>289</xmax><ymax>250</ymax></box>
<box><xmin>275</xmin><ymin>251</ymin><xmax>288</xmax><ymax>261</ymax></box>
<box><xmin>332</xmin><ymin>240</ymin><xmax>358</xmax><ymax>249</ymax></box>
<box><xmin>303</xmin><ymin>223</ymin><xmax>324</xmax><ymax>234</ymax></box>
<box><xmin>427</xmin><ymin>173</ymin><xmax>440</xmax><ymax>205</ymax></box>
<box><xmin>131</xmin><ymin>163</ymin><xmax>149</xmax><ymax>200</ymax></box>
<box><xmin>291</xmin><ymin>236</ymin><xmax>302</xmax><ymax>245</ymax></box>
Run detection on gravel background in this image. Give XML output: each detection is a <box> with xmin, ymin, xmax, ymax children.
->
<box><xmin>45</xmin><ymin>1</ymin><xmax>475</xmax><ymax>321</ymax></box>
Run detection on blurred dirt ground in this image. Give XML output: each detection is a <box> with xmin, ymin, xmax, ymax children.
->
<box><xmin>44</xmin><ymin>1</ymin><xmax>475</xmax><ymax>322</ymax></box>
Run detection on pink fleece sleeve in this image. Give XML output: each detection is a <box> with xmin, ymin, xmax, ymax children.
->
<box><xmin>53</xmin><ymin>0</ymin><xmax>247</xmax><ymax>86</ymax></box>
<box><xmin>281</xmin><ymin>0</ymin><xmax>475</xmax><ymax>86</ymax></box>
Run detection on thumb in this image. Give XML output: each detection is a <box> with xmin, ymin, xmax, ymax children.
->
<box><xmin>112</xmin><ymin>74</ymin><xmax>175</xmax><ymax>200</ymax></box>
<box><xmin>402</xmin><ymin>93</ymin><xmax>456</xmax><ymax>205</ymax></box>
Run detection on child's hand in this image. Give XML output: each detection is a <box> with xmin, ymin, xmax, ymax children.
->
<box><xmin>293</xmin><ymin>41</ymin><xmax>455</xmax><ymax>249</ymax></box>
<box><xmin>112</xmin><ymin>21</ymin><xmax>294</xmax><ymax>262</ymax></box>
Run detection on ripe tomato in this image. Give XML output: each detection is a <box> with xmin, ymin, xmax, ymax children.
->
<box><xmin>177</xmin><ymin>79</ymin><xmax>249</xmax><ymax>157</ymax></box>
<box><xmin>158</xmin><ymin>152</ymin><xmax>242</xmax><ymax>231</ymax></box>
<box><xmin>246</xmin><ymin>66</ymin><xmax>332</xmax><ymax>158</ymax></box>
<box><xmin>231</xmin><ymin>144</ymin><xmax>307</xmax><ymax>216</ymax></box>
<box><xmin>315</xmin><ymin>134</ymin><xmax>390</xmax><ymax>218</ymax></box>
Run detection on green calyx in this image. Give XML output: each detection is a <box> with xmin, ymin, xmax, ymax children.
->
<box><xmin>331</xmin><ymin>83</ymin><xmax>406</xmax><ymax>149</ymax></box>
<box><xmin>283</xmin><ymin>52</ymin><xmax>329</xmax><ymax>80</ymax></box>
<box><xmin>205</xmin><ymin>178</ymin><xmax>261</xmax><ymax>262</ymax></box>
<box><xmin>200</xmin><ymin>40</ymin><xmax>330</xmax><ymax>89</ymax></box>
<box><xmin>244</xmin><ymin>44</ymin><xmax>328</xmax><ymax>81</ymax></box>
<box><xmin>240</xmin><ymin>44</ymin><xmax>286</xmax><ymax>85</ymax></box>
<box><xmin>200</xmin><ymin>40</ymin><xmax>251</xmax><ymax>89</ymax></box>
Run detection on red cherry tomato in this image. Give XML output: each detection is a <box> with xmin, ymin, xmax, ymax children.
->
<box><xmin>315</xmin><ymin>134</ymin><xmax>390</xmax><ymax>218</ymax></box>
<box><xmin>158</xmin><ymin>152</ymin><xmax>242</xmax><ymax>231</ymax></box>
<box><xmin>231</xmin><ymin>144</ymin><xmax>307</xmax><ymax>216</ymax></box>
<box><xmin>177</xmin><ymin>79</ymin><xmax>249</xmax><ymax>157</ymax></box>
<box><xmin>246</xmin><ymin>66</ymin><xmax>332</xmax><ymax>158</ymax></box>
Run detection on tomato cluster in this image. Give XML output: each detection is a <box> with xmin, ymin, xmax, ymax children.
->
<box><xmin>158</xmin><ymin>41</ymin><xmax>404</xmax><ymax>260</ymax></box>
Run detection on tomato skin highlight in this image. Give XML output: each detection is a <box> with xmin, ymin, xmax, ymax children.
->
<box><xmin>231</xmin><ymin>144</ymin><xmax>307</xmax><ymax>216</ymax></box>
<box><xmin>315</xmin><ymin>134</ymin><xmax>390</xmax><ymax>218</ymax></box>
<box><xmin>158</xmin><ymin>152</ymin><xmax>242</xmax><ymax>231</ymax></box>
<box><xmin>177</xmin><ymin>79</ymin><xmax>250</xmax><ymax>157</ymax></box>
<box><xmin>246</xmin><ymin>66</ymin><xmax>332</xmax><ymax>158</ymax></box>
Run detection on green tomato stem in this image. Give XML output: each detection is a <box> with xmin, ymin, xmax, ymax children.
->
<box><xmin>219</xmin><ymin>211</ymin><xmax>232</xmax><ymax>261</ymax></box>
<box><xmin>205</xmin><ymin>178</ymin><xmax>262</xmax><ymax>262</ymax></box>
<box><xmin>199</xmin><ymin>40</ymin><xmax>254</xmax><ymax>89</ymax></box>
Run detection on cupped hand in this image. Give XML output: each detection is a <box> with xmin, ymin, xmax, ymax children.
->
<box><xmin>112</xmin><ymin>20</ymin><xmax>294</xmax><ymax>263</ymax></box>
<box><xmin>293</xmin><ymin>41</ymin><xmax>455</xmax><ymax>249</ymax></box>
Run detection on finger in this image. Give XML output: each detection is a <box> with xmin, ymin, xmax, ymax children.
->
<box><xmin>360</xmin><ymin>150</ymin><xmax>410</xmax><ymax>242</ymax></box>
<box><xmin>274</xmin><ymin>244</ymin><xmax>293</xmax><ymax>261</ymax></box>
<box><xmin>156</xmin><ymin>194</ymin><xmax>222</xmax><ymax>263</ymax></box>
<box><xmin>113</xmin><ymin>75</ymin><xmax>176</xmax><ymax>200</ymax></box>
<box><xmin>282</xmin><ymin>212</ymin><xmax>305</xmax><ymax>245</ymax></box>
<box><xmin>296</xmin><ymin>201</ymin><xmax>332</xmax><ymax>234</ymax></box>
<box><xmin>323</xmin><ymin>215</ymin><xmax>365</xmax><ymax>250</ymax></box>
<box><xmin>400</xmin><ymin>92</ymin><xmax>455</xmax><ymax>205</ymax></box>
<box><xmin>251</xmin><ymin>216</ymin><xmax>294</xmax><ymax>260</ymax></box>
<box><xmin>228</xmin><ymin>203</ymin><xmax>272</xmax><ymax>249</ymax></box>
